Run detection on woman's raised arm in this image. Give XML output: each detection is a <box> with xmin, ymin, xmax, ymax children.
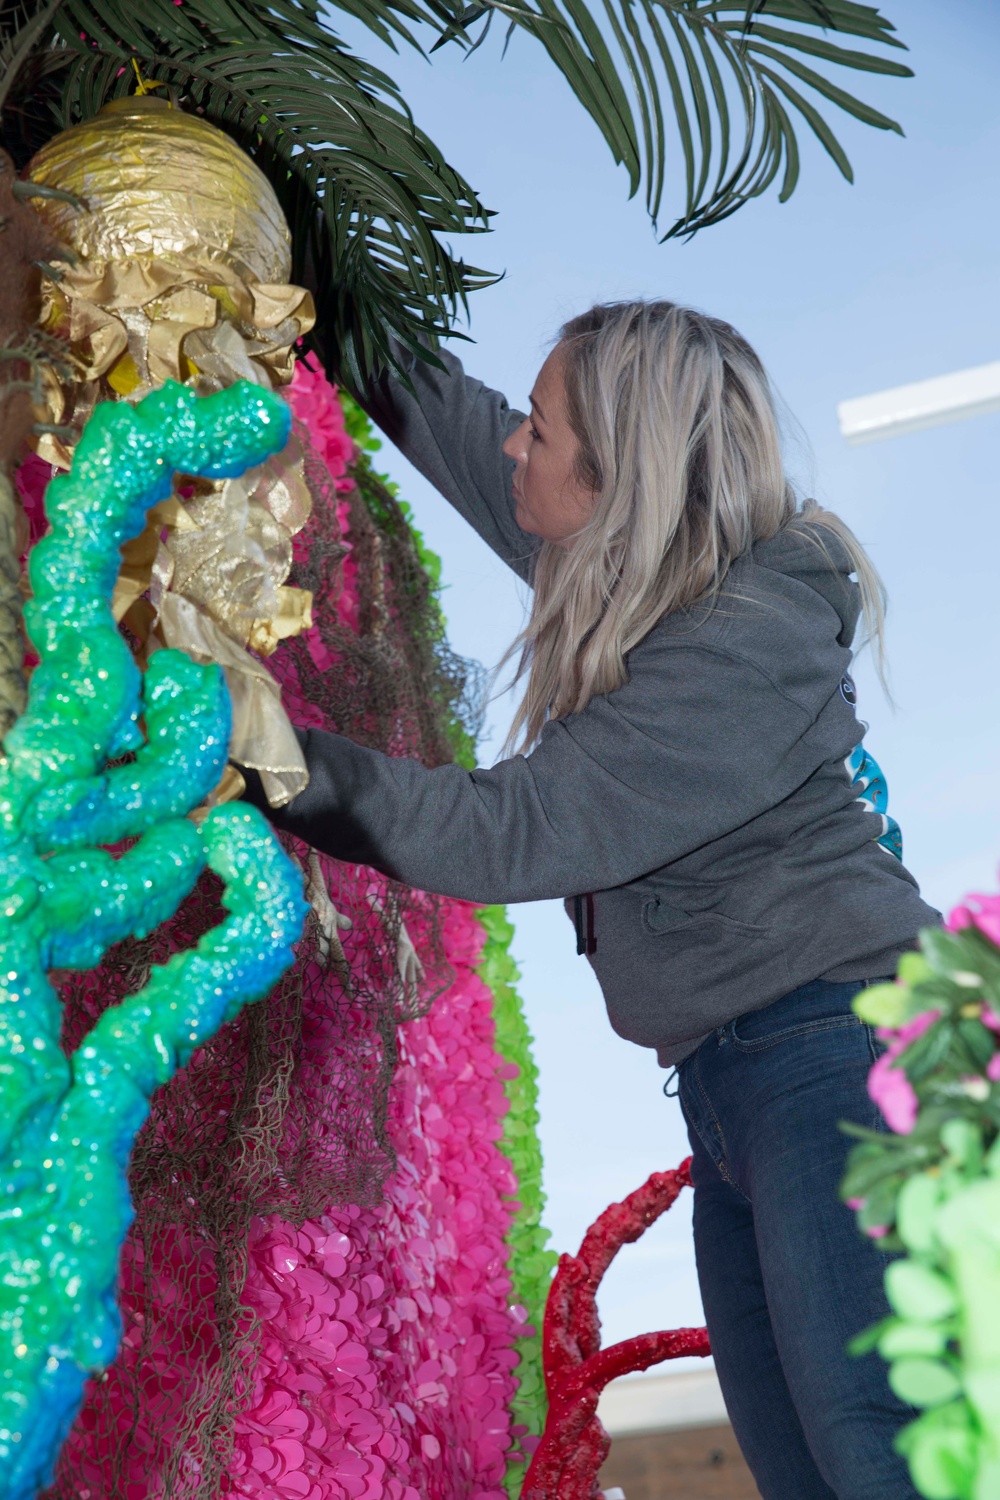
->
<box><xmin>361</xmin><ymin>341</ymin><xmax>539</xmax><ymax>580</ymax></box>
<box><xmin>242</xmin><ymin>632</ymin><xmax>822</xmax><ymax>907</ymax></box>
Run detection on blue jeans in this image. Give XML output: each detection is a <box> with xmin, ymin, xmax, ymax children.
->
<box><xmin>677</xmin><ymin>979</ymin><xmax>918</xmax><ymax>1499</ymax></box>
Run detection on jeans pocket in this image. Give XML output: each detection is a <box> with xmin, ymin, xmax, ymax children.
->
<box><xmin>729</xmin><ymin>1011</ymin><xmax>864</xmax><ymax>1053</ymax></box>
<box><xmin>728</xmin><ymin>979</ymin><xmax>874</xmax><ymax>1053</ymax></box>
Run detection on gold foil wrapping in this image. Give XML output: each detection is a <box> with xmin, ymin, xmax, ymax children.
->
<box><xmin>26</xmin><ymin>97</ymin><xmax>319</xmax><ymax>806</ymax></box>
<box><xmin>28</xmin><ymin>98</ymin><xmax>293</xmax><ymax>283</ymax></box>
<box><xmin>28</xmin><ymin>98</ymin><xmax>316</xmax><ymax>445</ymax></box>
<box><xmin>35</xmin><ymin>256</ymin><xmax>313</xmax><ymax>423</ymax></box>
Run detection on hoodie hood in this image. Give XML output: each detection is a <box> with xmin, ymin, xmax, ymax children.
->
<box><xmin>752</xmin><ymin>521</ymin><xmax>861</xmax><ymax>648</ymax></box>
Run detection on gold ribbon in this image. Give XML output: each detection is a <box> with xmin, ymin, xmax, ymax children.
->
<box><xmin>109</xmin><ymin>447</ymin><xmax>315</xmax><ymax>810</ymax></box>
<box><xmin>35</xmin><ymin>254</ymin><xmax>315</xmax><ymax>470</ymax></box>
<box><xmin>158</xmin><ymin>593</ymin><xmax>308</xmax><ymax>808</ymax></box>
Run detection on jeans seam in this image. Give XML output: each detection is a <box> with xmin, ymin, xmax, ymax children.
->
<box><xmin>863</xmin><ymin>1021</ymin><xmax>883</xmax><ymax>1073</ymax></box>
<box><xmin>864</xmin><ymin>1025</ymin><xmax>894</xmax><ymax>1135</ymax></box>
<box><xmin>730</xmin><ymin>1016</ymin><xmax>862</xmax><ymax>1054</ymax></box>
<box><xmin>689</xmin><ymin>1052</ymin><xmax>751</xmax><ymax>1206</ymax></box>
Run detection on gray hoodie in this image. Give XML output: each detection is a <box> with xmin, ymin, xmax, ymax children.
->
<box><xmin>251</xmin><ymin>344</ymin><xmax>939</xmax><ymax>1064</ymax></box>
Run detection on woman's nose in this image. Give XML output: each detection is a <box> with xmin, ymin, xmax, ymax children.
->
<box><xmin>502</xmin><ymin>418</ymin><xmax>530</xmax><ymax>466</ymax></box>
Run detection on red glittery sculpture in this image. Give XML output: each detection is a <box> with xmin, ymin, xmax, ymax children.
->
<box><xmin>522</xmin><ymin>1159</ymin><xmax>711</xmax><ymax>1500</ymax></box>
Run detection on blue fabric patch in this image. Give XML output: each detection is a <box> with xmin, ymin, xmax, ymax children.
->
<box><xmin>846</xmin><ymin>742</ymin><xmax>902</xmax><ymax>860</ymax></box>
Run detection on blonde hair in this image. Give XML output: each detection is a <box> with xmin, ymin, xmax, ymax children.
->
<box><xmin>504</xmin><ymin>300</ymin><xmax>886</xmax><ymax>752</ymax></box>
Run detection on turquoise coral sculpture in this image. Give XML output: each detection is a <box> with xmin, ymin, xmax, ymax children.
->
<box><xmin>0</xmin><ymin>380</ymin><xmax>307</xmax><ymax>1498</ymax></box>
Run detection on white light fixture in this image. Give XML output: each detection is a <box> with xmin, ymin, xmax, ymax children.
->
<box><xmin>838</xmin><ymin>360</ymin><xmax>1000</xmax><ymax>445</ymax></box>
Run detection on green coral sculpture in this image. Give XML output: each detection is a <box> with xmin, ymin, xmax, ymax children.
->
<box><xmin>0</xmin><ymin>379</ymin><xmax>307</xmax><ymax>1499</ymax></box>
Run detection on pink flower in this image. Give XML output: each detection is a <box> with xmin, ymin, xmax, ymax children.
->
<box><xmin>947</xmin><ymin>888</ymin><xmax>1000</xmax><ymax>949</ymax></box>
<box><xmin>875</xmin><ymin>1009</ymin><xmax>940</xmax><ymax>1047</ymax></box>
<box><xmin>868</xmin><ymin>1010</ymin><xmax>939</xmax><ymax>1134</ymax></box>
<box><xmin>868</xmin><ymin>1054</ymin><xmax>920</xmax><ymax>1134</ymax></box>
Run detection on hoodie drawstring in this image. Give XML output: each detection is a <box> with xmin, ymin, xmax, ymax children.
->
<box><xmin>574</xmin><ymin>893</ymin><xmax>597</xmax><ymax>956</ymax></box>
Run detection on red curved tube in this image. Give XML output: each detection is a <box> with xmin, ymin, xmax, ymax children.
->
<box><xmin>522</xmin><ymin>1159</ymin><xmax>711</xmax><ymax>1500</ymax></box>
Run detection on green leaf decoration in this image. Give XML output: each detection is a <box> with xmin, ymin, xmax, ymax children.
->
<box><xmin>898</xmin><ymin>951</ymin><xmax>934</xmax><ymax>987</ymax></box>
<box><xmin>896</xmin><ymin>1173</ymin><xmax>943</xmax><ymax>1256</ymax></box>
<box><xmin>939</xmin><ymin>1116</ymin><xmax>982</xmax><ymax>1163</ymax></box>
<box><xmin>888</xmin><ymin>1356</ymin><xmax>962</xmax><ymax>1411</ymax></box>
<box><xmin>846</xmin><ymin>1314</ymin><xmax>896</xmax><ymax>1358</ymax></box>
<box><xmin>956</xmin><ymin>1017</ymin><xmax>999</xmax><ymax>1073</ymax></box>
<box><xmin>919</xmin><ymin>927</ymin><xmax>971</xmax><ymax>978</ymax></box>
<box><xmin>903</xmin><ymin>1020</ymin><xmax>956</xmax><ymax>1084</ymax></box>
<box><xmin>853</xmin><ymin>980</ymin><xmax>912</xmax><ymax>1028</ymax></box>
<box><xmin>857</xmin><ymin>1175</ymin><xmax>898</xmax><ymax>1235</ymax></box>
<box><xmin>842</xmin><ymin>914</ymin><xmax>1000</xmax><ymax>1496</ymax></box>
<box><xmin>896</xmin><ymin>1402</ymin><xmax>978</xmax><ymax>1500</ymax></box>
<box><xmin>921</xmin><ymin>924</ymin><xmax>1000</xmax><ymax>994</ymax></box>
<box><xmin>2</xmin><ymin>0</ymin><xmax>911</xmax><ymax>383</ymax></box>
<box><xmin>878</xmin><ymin>1321</ymin><xmax>949</xmax><ymax>1361</ymax></box>
<box><xmin>885</xmin><ymin>1261</ymin><xmax>957</xmax><ymax>1325</ymax></box>
<box><xmin>985</xmin><ymin>1134</ymin><xmax>1000</xmax><ymax>1179</ymax></box>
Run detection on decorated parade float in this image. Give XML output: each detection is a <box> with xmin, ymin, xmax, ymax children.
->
<box><xmin>0</xmin><ymin>91</ymin><xmax>711</xmax><ymax>1500</ymax></box>
<box><xmin>3</xmin><ymin>3</ymin><xmax>980</xmax><ymax>1498</ymax></box>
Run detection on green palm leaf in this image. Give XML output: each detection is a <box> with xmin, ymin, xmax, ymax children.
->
<box><xmin>0</xmin><ymin>0</ymin><xmax>911</xmax><ymax>383</ymax></box>
<box><xmin>491</xmin><ymin>0</ymin><xmax>912</xmax><ymax>236</ymax></box>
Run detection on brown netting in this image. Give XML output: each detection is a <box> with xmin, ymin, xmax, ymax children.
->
<box><xmin>46</xmin><ymin>421</ymin><xmax>486</xmax><ymax>1499</ymax></box>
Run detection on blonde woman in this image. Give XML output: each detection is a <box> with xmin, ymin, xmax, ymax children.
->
<box><xmin>243</xmin><ymin>301</ymin><xmax>934</xmax><ymax>1497</ymax></box>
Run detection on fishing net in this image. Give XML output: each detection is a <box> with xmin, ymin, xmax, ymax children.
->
<box><xmin>45</xmin><ymin>412</ymin><xmax>488</xmax><ymax>1500</ymax></box>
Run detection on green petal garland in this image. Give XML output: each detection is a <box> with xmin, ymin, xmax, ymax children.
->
<box><xmin>476</xmin><ymin>903</ymin><xmax>557</xmax><ymax>1493</ymax></box>
<box><xmin>342</xmin><ymin>395</ymin><xmax>556</xmax><ymax>1492</ymax></box>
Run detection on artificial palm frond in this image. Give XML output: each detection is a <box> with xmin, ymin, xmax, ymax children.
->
<box><xmin>480</xmin><ymin>0</ymin><xmax>913</xmax><ymax>237</ymax></box>
<box><xmin>0</xmin><ymin>0</ymin><xmax>910</xmax><ymax>385</ymax></box>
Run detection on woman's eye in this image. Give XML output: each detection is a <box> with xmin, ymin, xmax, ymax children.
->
<box><xmin>528</xmin><ymin>422</ymin><xmax>540</xmax><ymax>440</ymax></box>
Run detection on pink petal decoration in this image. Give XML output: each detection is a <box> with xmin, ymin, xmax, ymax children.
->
<box><xmin>220</xmin><ymin>895</ymin><xmax>521</xmax><ymax>1500</ymax></box>
<box><xmin>288</xmin><ymin>354</ymin><xmax>357</xmax><ymax>496</ymax></box>
<box><xmin>15</xmin><ymin>451</ymin><xmax>54</xmax><ymax>549</ymax></box>
<box><xmin>287</xmin><ymin>353</ymin><xmax>360</xmax><ymax>643</ymax></box>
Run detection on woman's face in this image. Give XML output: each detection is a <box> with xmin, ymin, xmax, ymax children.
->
<box><xmin>502</xmin><ymin>344</ymin><xmax>598</xmax><ymax>545</ymax></box>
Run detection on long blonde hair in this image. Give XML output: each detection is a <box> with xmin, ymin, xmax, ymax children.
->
<box><xmin>504</xmin><ymin>300</ymin><xmax>885</xmax><ymax>752</ymax></box>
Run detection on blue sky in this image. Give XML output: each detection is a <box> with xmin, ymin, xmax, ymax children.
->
<box><xmin>335</xmin><ymin>0</ymin><xmax>1000</xmax><ymax>1355</ymax></box>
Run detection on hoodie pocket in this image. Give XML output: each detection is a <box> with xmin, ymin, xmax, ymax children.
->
<box><xmin>642</xmin><ymin>896</ymin><xmax>768</xmax><ymax>940</ymax></box>
<box><xmin>583</xmin><ymin>886</ymin><xmax>789</xmax><ymax>1052</ymax></box>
